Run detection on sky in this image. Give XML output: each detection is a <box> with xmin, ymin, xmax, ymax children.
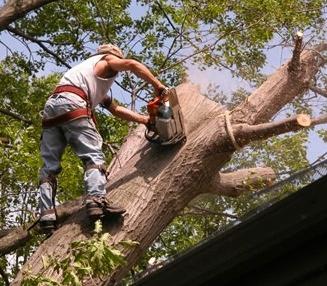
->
<box><xmin>186</xmin><ymin>42</ymin><xmax>326</xmax><ymax>163</ymax></box>
<box><xmin>0</xmin><ymin>5</ymin><xmax>326</xmax><ymax>165</ymax></box>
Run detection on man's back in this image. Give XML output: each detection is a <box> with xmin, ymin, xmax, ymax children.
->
<box><xmin>59</xmin><ymin>55</ymin><xmax>116</xmax><ymax>108</ymax></box>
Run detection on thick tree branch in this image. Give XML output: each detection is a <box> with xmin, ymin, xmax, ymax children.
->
<box><xmin>6</xmin><ymin>26</ymin><xmax>71</xmax><ymax>68</ymax></box>
<box><xmin>232</xmin><ymin>114</ymin><xmax>326</xmax><ymax>149</ymax></box>
<box><xmin>231</xmin><ymin>42</ymin><xmax>327</xmax><ymax>124</ymax></box>
<box><xmin>288</xmin><ymin>32</ymin><xmax>303</xmax><ymax>73</ymax></box>
<box><xmin>0</xmin><ymin>107</ymin><xmax>32</xmax><ymax>124</ymax></box>
<box><xmin>0</xmin><ymin>167</ymin><xmax>274</xmax><ymax>255</ymax></box>
<box><xmin>0</xmin><ymin>226</ymin><xmax>32</xmax><ymax>256</ymax></box>
<box><xmin>0</xmin><ymin>197</ymin><xmax>83</xmax><ymax>256</ymax></box>
<box><xmin>208</xmin><ymin>167</ymin><xmax>276</xmax><ymax>197</ymax></box>
<box><xmin>0</xmin><ymin>0</ymin><xmax>57</xmax><ymax>31</ymax></box>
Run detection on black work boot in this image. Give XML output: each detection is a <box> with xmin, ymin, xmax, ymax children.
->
<box><xmin>85</xmin><ymin>196</ymin><xmax>126</xmax><ymax>220</ymax></box>
<box><xmin>39</xmin><ymin>209</ymin><xmax>57</xmax><ymax>235</ymax></box>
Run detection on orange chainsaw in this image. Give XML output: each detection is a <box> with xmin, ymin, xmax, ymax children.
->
<box><xmin>145</xmin><ymin>87</ymin><xmax>186</xmax><ymax>146</ymax></box>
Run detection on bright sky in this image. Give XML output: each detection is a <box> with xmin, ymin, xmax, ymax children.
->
<box><xmin>187</xmin><ymin>44</ymin><xmax>327</xmax><ymax>163</ymax></box>
<box><xmin>0</xmin><ymin>4</ymin><xmax>326</xmax><ymax>164</ymax></box>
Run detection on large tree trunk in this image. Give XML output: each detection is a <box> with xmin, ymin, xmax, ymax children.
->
<box><xmin>0</xmin><ymin>0</ymin><xmax>57</xmax><ymax>31</ymax></box>
<box><xmin>11</xmin><ymin>42</ymin><xmax>327</xmax><ymax>285</ymax></box>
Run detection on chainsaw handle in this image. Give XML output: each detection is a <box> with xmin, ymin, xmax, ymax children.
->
<box><xmin>159</xmin><ymin>87</ymin><xmax>170</xmax><ymax>102</ymax></box>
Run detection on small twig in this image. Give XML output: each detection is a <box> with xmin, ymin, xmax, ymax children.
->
<box><xmin>185</xmin><ymin>205</ymin><xmax>238</xmax><ymax>219</ymax></box>
<box><xmin>311</xmin><ymin>152</ymin><xmax>327</xmax><ymax>165</ymax></box>
<box><xmin>114</xmin><ymin>80</ymin><xmax>148</xmax><ymax>103</ymax></box>
<box><xmin>6</xmin><ymin>26</ymin><xmax>71</xmax><ymax>68</ymax></box>
<box><xmin>0</xmin><ymin>39</ymin><xmax>14</xmax><ymax>55</ymax></box>
<box><xmin>0</xmin><ymin>107</ymin><xmax>32</xmax><ymax>125</ymax></box>
<box><xmin>156</xmin><ymin>1</ymin><xmax>177</xmax><ymax>32</ymax></box>
<box><xmin>114</xmin><ymin>80</ymin><xmax>132</xmax><ymax>94</ymax></box>
<box><xmin>126</xmin><ymin>72</ymin><xmax>137</xmax><ymax>111</ymax></box>
<box><xmin>89</xmin><ymin>0</ymin><xmax>108</xmax><ymax>42</ymax></box>
<box><xmin>103</xmin><ymin>142</ymin><xmax>122</xmax><ymax>168</ymax></box>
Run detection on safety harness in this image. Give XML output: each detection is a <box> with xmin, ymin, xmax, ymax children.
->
<box><xmin>42</xmin><ymin>85</ymin><xmax>96</xmax><ymax>128</ymax></box>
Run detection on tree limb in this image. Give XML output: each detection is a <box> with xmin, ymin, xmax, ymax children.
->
<box><xmin>208</xmin><ymin>167</ymin><xmax>276</xmax><ymax>197</ymax></box>
<box><xmin>231</xmin><ymin>42</ymin><xmax>327</xmax><ymax>124</ymax></box>
<box><xmin>232</xmin><ymin>113</ymin><xmax>326</xmax><ymax>150</ymax></box>
<box><xmin>0</xmin><ymin>107</ymin><xmax>32</xmax><ymax>124</ymax></box>
<box><xmin>0</xmin><ymin>197</ymin><xmax>83</xmax><ymax>256</ymax></box>
<box><xmin>0</xmin><ymin>0</ymin><xmax>57</xmax><ymax>31</ymax></box>
<box><xmin>6</xmin><ymin>26</ymin><xmax>71</xmax><ymax>68</ymax></box>
<box><xmin>288</xmin><ymin>32</ymin><xmax>303</xmax><ymax>73</ymax></box>
<box><xmin>0</xmin><ymin>165</ymin><xmax>273</xmax><ymax>255</ymax></box>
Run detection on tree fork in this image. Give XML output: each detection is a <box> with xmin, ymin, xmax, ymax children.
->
<box><xmin>230</xmin><ymin>42</ymin><xmax>327</xmax><ymax>124</ymax></box>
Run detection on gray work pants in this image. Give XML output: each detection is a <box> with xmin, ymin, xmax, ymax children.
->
<box><xmin>39</xmin><ymin>93</ymin><xmax>106</xmax><ymax>218</ymax></box>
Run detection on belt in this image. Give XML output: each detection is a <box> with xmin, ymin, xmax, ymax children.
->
<box><xmin>42</xmin><ymin>85</ymin><xmax>96</xmax><ymax>128</ymax></box>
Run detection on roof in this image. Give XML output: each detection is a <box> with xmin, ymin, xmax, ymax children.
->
<box><xmin>134</xmin><ymin>174</ymin><xmax>327</xmax><ymax>286</ymax></box>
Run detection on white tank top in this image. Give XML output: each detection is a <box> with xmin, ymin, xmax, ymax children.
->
<box><xmin>58</xmin><ymin>55</ymin><xmax>116</xmax><ymax>108</ymax></box>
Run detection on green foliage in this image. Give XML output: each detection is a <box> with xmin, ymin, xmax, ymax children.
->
<box><xmin>1</xmin><ymin>0</ymin><xmax>327</xmax><ymax>283</ymax></box>
<box><xmin>7</xmin><ymin>0</ymin><xmax>325</xmax><ymax>83</ymax></box>
<box><xmin>0</xmin><ymin>55</ymin><xmax>130</xmax><ymax>281</ymax></box>
<box><xmin>22</xmin><ymin>221</ymin><xmax>137</xmax><ymax>286</ymax></box>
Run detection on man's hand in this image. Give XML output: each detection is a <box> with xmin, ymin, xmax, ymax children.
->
<box><xmin>145</xmin><ymin>116</ymin><xmax>156</xmax><ymax>131</ymax></box>
<box><xmin>158</xmin><ymin>87</ymin><xmax>170</xmax><ymax>102</ymax></box>
<box><xmin>156</xmin><ymin>86</ymin><xmax>169</xmax><ymax>98</ymax></box>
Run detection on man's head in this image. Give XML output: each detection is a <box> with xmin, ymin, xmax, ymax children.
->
<box><xmin>97</xmin><ymin>44</ymin><xmax>124</xmax><ymax>59</ymax></box>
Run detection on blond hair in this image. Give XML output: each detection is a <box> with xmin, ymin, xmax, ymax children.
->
<box><xmin>96</xmin><ymin>44</ymin><xmax>124</xmax><ymax>58</ymax></box>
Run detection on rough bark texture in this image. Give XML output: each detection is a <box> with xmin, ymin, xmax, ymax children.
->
<box><xmin>0</xmin><ymin>197</ymin><xmax>84</xmax><ymax>256</ymax></box>
<box><xmin>0</xmin><ymin>166</ymin><xmax>273</xmax><ymax>256</ymax></box>
<box><xmin>211</xmin><ymin>167</ymin><xmax>276</xmax><ymax>197</ymax></box>
<box><xmin>11</xmin><ymin>44</ymin><xmax>327</xmax><ymax>285</ymax></box>
<box><xmin>0</xmin><ymin>0</ymin><xmax>56</xmax><ymax>31</ymax></box>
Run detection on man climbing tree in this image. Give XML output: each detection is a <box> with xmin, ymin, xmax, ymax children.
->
<box><xmin>1</xmin><ymin>1</ymin><xmax>327</xmax><ymax>285</ymax></box>
<box><xmin>38</xmin><ymin>44</ymin><xmax>167</xmax><ymax>233</ymax></box>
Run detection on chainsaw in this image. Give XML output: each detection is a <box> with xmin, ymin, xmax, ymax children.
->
<box><xmin>145</xmin><ymin>87</ymin><xmax>186</xmax><ymax>146</ymax></box>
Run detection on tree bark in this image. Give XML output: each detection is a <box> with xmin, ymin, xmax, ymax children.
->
<box><xmin>0</xmin><ymin>197</ymin><xmax>84</xmax><ymax>256</ymax></box>
<box><xmin>11</xmin><ymin>43</ymin><xmax>327</xmax><ymax>285</ymax></box>
<box><xmin>0</xmin><ymin>167</ymin><xmax>273</xmax><ymax>256</ymax></box>
<box><xmin>211</xmin><ymin>167</ymin><xmax>276</xmax><ymax>197</ymax></box>
<box><xmin>0</xmin><ymin>0</ymin><xmax>57</xmax><ymax>31</ymax></box>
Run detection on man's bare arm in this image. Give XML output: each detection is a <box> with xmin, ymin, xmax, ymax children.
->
<box><xmin>103</xmin><ymin>55</ymin><xmax>166</xmax><ymax>96</ymax></box>
<box><xmin>108</xmin><ymin>101</ymin><xmax>149</xmax><ymax>125</ymax></box>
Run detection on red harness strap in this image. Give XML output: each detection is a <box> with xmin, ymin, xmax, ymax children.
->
<box><xmin>42</xmin><ymin>85</ymin><xmax>96</xmax><ymax>128</ymax></box>
<box><xmin>53</xmin><ymin>85</ymin><xmax>88</xmax><ymax>101</ymax></box>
